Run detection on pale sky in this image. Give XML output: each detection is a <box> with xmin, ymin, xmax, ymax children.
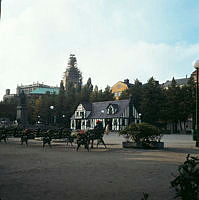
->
<box><xmin>1</xmin><ymin>0</ymin><xmax>199</xmax><ymax>100</ymax></box>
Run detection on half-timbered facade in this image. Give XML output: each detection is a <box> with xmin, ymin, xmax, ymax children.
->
<box><xmin>70</xmin><ymin>99</ymin><xmax>141</xmax><ymax>131</ymax></box>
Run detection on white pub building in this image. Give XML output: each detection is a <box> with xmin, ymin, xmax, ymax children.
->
<box><xmin>70</xmin><ymin>99</ymin><xmax>141</xmax><ymax>131</ymax></box>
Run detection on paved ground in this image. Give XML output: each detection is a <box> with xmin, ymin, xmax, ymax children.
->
<box><xmin>0</xmin><ymin>133</ymin><xmax>198</xmax><ymax>200</ymax></box>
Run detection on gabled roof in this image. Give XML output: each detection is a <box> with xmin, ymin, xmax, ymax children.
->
<box><xmin>162</xmin><ymin>78</ymin><xmax>189</xmax><ymax>88</ymax></box>
<box><xmin>71</xmin><ymin>99</ymin><xmax>130</xmax><ymax>120</ymax></box>
<box><xmin>107</xmin><ymin>103</ymin><xmax>119</xmax><ymax>110</ymax></box>
<box><xmin>121</xmin><ymin>81</ymin><xmax>133</xmax><ymax>88</ymax></box>
<box><xmin>91</xmin><ymin>100</ymin><xmax>129</xmax><ymax>119</ymax></box>
<box><xmin>81</xmin><ymin>102</ymin><xmax>92</xmax><ymax>111</ymax></box>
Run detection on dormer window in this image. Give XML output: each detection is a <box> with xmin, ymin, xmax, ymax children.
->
<box><xmin>107</xmin><ymin>104</ymin><xmax>119</xmax><ymax>115</ymax></box>
<box><xmin>108</xmin><ymin>106</ymin><xmax>113</xmax><ymax>115</ymax></box>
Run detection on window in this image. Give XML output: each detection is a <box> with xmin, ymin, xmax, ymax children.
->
<box><xmin>117</xmin><ymin>84</ymin><xmax>122</xmax><ymax>89</ymax></box>
<box><xmin>113</xmin><ymin>119</ymin><xmax>117</xmax><ymax>126</ymax></box>
<box><xmin>80</xmin><ymin>112</ymin><xmax>84</xmax><ymax>118</ymax></box>
<box><xmin>107</xmin><ymin>106</ymin><xmax>114</xmax><ymax>115</ymax></box>
<box><xmin>86</xmin><ymin>120</ymin><xmax>91</xmax><ymax>127</ymax></box>
<box><xmin>75</xmin><ymin>111</ymin><xmax>79</xmax><ymax>117</ymax></box>
<box><xmin>122</xmin><ymin>118</ymin><xmax>125</xmax><ymax>126</ymax></box>
<box><xmin>107</xmin><ymin>104</ymin><xmax>119</xmax><ymax>115</ymax></box>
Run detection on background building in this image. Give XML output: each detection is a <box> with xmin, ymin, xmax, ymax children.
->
<box><xmin>111</xmin><ymin>79</ymin><xmax>132</xmax><ymax>100</ymax></box>
<box><xmin>16</xmin><ymin>82</ymin><xmax>59</xmax><ymax>95</ymax></box>
<box><xmin>3</xmin><ymin>89</ymin><xmax>17</xmax><ymax>102</ymax></box>
<box><xmin>162</xmin><ymin>77</ymin><xmax>189</xmax><ymax>89</ymax></box>
<box><xmin>3</xmin><ymin>82</ymin><xmax>59</xmax><ymax>102</ymax></box>
<box><xmin>191</xmin><ymin>70</ymin><xmax>199</xmax><ymax>83</ymax></box>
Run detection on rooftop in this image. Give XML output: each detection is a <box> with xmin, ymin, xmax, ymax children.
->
<box><xmin>30</xmin><ymin>88</ymin><xmax>59</xmax><ymax>95</ymax></box>
<box><xmin>162</xmin><ymin>77</ymin><xmax>189</xmax><ymax>88</ymax></box>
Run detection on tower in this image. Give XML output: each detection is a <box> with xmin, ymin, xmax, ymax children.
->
<box><xmin>63</xmin><ymin>54</ymin><xmax>82</xmax><ymax>91</ymax></box>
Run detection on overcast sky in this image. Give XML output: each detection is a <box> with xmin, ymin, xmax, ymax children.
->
<box><xmin>1</xmin><ymin>0</ymin><xmax>199</xmax><ymax>100</ymax></box>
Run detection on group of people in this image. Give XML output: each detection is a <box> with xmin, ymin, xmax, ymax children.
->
<box><xmin>76</xmin><ymin>120</ymin><xmax>108</xmax><ymax>151</ymax></box>
<box><xmin>0</xmin><ymin>120</ymin><xmax>110</xmax><ymax>150</ymax></box>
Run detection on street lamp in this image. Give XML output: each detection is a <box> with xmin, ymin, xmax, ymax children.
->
<box><xmin>62</xmin><ymin>114</ymin><xmax>66</xmax><ymax>127</ymax></box>
<box><xmin>192</xmin><ymin>59</ymin><xmax>199</xmax><ymax>147</ymax></box>
<box><xmin>50</xmin><ymin>105</ymin><xmax>54</xmax><ymax>110</ymax></box>
<box><xmin>50</xmin><ymin>106</ymin><xmax>56</xmax><ymax>125</ymax></box>
<box><xmin>139</xmin><ymin>113</ymin><xmax>142</xmax><ymax>123</ymax></box>
<box><xmin>37</xmin><ymin>115</ymin><xmax>40</xmax><ymax>124</ymax></box>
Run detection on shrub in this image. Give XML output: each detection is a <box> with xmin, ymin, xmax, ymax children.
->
<box><xmin>171</xmin><ymin>154</ymin><xmax>199</xmax><ymax>200</ymax></box>
<box><xmin>120</xmin><ymin>122</ymin><xmax>161</xmax><ymax>144</ymax></box>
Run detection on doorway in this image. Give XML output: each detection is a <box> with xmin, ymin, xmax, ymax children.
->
<box><xmin>76</xmin><ymin>119</ymin><xmax>81</xmax><ymax>129</ymax></box>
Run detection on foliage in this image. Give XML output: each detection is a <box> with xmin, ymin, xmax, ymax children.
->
<box><xmin>1</xmin><ymin>60</ymin><xmax>196</xmax><ymax>131</ymax></box>
<box><xmin>120</xmin><ymin>122</ymin><xmax>161</xmax><ymax>144</ymax></box>
<box><xmin>64</xmin><ymin>54</ymin><xmax>82</xmax><ymax>91</ymax></box>
<box><xmin>119</xmin><ymin>78</ymin><xmax>143</xmax><ymax>112</ymax></box>
<box><xmin>120</xmin><ymin>76</ymin><xmax>195</xmax><ymax>131</ymax></box>
<box><xmin>140</xmin><ymin>77</ymin><xmax>165</xmax><ymax>126</ymax></box>
<box><xmin>81</xmin><ymin>77</ymin><xmax>93</xmax><ymax>102</ymax></box>
<box><xmin>0</xmin><ymin>103</ymin><xmax>17</xmax><ymax>121</ymax></box>
<box><xmin>171</xmin><ymin>154</ymin><xmax>199</xmax><ymax>200</ymax></box>
<box><xmin>141</xmin><ymin>193</ymin><xmax>150</xmax><ymax>200</ymax></box>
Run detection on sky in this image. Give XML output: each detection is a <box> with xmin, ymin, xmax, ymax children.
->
<box><xmin>1</xmin><ymin>0</ymin><xmax>199</xmax><ymax>100</ymax></box>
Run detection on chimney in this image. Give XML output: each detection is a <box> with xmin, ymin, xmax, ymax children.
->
<box><xmin>124</xmin><ymin>79</ymin><xmax>129</xmax><ymax>84</ymax></box>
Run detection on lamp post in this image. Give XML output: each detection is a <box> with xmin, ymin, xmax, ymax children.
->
<box><xmin>192</xmin><ymin>59</ymin><xmax>199</xmax><ymax>147</ymax></box>
<box><xmin>139</xmin><ymin>113</ymin><xmax>142</xmax><ymax>123</ymax></box>
<box><xmin>62</xmin><ymin>114</ymin><xmax>65</xmax><ymax>127</ymax></box>
<box><xmin>50</xmin><ymin>106</ymin><xmax>55</xmax><ymax>125</ymax></box>
<box><xmin>37</xmin><ymin>115</ymin><xmax>40</xmax><ymax>124</ymax></box>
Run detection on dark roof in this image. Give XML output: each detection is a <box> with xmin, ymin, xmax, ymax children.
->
<box><xmin>71</xmin><ymin>99</ymin><xmax>130</xmax><ymax>120</ymax></box>
<box><xmin>162</xmin><ymin>78</ymin><xmax>189</xmax><ymax>88</ymax></box>
<box><xmin>90</xmin><ymin>99</ymin><xmax>130</xmax><ymax>119</ymax></box>
<box><xmin>122</xmin><ymin>80</ymin><xmax>133</xmax><ymax>88</ymax></box>
<box><xmin>81</xmin><ymin>102</ymin><xmax>92</xmax><ymax>111</ymax></box>
<box><xmin>107</xmin><ymin>103</ymin><xmax>119</xmax><ymax>110</ymax></box>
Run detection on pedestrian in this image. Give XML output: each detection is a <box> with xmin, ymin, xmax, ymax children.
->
<box><xmin>104</xmin><ymin>124</ymin><xmax>110</xmax><ymax>135</ymax></box>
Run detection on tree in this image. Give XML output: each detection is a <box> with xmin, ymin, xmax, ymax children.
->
<box><xmin>140</xmin><ymin>77</ymin><xmax>164</xmax><ymax>126</ymax></box>
<box><xmin>64</xmin><ymin>54</ymin><xmax>82</xmax><ymax>91</ymax></box>
<box><xmin>102</xmin><ymin>85</ymin><xmax>114</xmax><ymax>101</ymax></box>
<box><xmin>120</xmin><ymin>79</ymin><xmax>143</xmax><ymax>112</ymax></box>
<box><xmin>0</xmin><ymin>103</ymin><xmax>17</xmax><ymax>121</ymax></box>
<box><xmin>90</xmin><ymin>85</ymin><xmax>99</xmax><ymax>102</ymax></box>
<box><xmin>165</xmin><ymin>78</ymin><xmax>182</xmax><ymax>132</ymax></box>
<box><xmin>81</xmin><ymin>78</ymin><xmax>93</xmax><ymax>102</ymax></box>
<box><xmin>55</xmin><ymin>80</ymin><xmax>66</xmax><ymax>125</ymax></box>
